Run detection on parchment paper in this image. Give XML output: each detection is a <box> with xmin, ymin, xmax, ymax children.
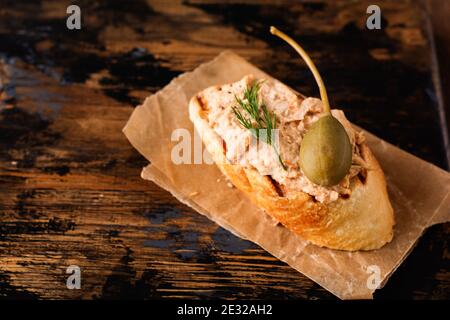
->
<box><xmin>123</xmin><ymin>51</ymin><xmax>450</xmax><ymax>299</ymax></box>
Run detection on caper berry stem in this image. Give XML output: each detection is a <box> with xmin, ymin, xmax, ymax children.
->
<box><xmin>270</xmin><ymin>26</ymin><xmax>331</xmax><ymax>114</ymax></box>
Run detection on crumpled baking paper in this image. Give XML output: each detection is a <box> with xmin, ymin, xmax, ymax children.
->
<box><xmin>123</xmin><ymin>51</ymin><xmax>450</xmax><ymax>299</ymax></box>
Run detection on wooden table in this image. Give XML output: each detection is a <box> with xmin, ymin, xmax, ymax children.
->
<box><xmin>0</xmin><ymin>0</ymin><xmax>448</xmax><ymax>299</ymax></box>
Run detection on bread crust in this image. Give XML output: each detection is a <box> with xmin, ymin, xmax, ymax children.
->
<box><xmin>189</xmin><ymin>92</ymin><xmax>394</xmax><ymax>251</ymax></box>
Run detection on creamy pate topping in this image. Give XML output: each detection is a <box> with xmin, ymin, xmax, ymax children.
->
<box><xmin>200</xmin><ymin>75</ymin><xmax>366</xmax><ymax>203</ymax></box>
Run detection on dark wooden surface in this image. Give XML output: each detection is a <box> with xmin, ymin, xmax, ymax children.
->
<box><xmin>427</xmin><ymin>0</ymin><xmax>450</xmax><ymax>165</ymax></box>
<box><xmin>0</xmin><ymin>0</ymin><xmax>449</xmax><ymax>300</ymax></box>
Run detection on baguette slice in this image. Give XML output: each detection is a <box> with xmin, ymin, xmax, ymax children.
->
<box><xmin>189</xmin><ymin>80</ymin><xmax>394</xmax><ymax>251</ymax></box>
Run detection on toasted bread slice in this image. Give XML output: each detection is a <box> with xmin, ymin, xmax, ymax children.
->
<box><xmin>189</xmin><ymin>81</ymin><xmax>394</xmax><ymax>251</ymax></box>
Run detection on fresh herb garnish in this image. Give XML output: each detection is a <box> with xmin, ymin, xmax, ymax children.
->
<box><xmin>231</xmin><ymin>81</ymin><xmax>287</xmax><ymax>170</ymax></box>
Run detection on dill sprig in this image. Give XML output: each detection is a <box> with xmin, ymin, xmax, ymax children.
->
<box><xmin>231</xmin><ymin>81</ymin><xmax>287</xmax><ymax>170</ymax></box>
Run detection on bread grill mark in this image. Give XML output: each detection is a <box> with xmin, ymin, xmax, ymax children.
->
<box><xmin>222</xmin><ymin>140</ymin><xmax>227</xmax><ymax>155</ymax></box>
<box><xmin>357</xmin><ymin>170</ymin><xmax>367</xmax><ymax>185</ymax></box>
<box><xmin>196</xmin><ymin>95</ymin><xmax>208</xmax><ymax>112</ymax></box>
<box><xmin>267</xmin><ymin>175</ymin><xmax>285</xmax><ymax>197</ymax></box>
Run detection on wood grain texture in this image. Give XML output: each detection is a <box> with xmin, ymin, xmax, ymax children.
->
<box><xmin>427</xmin><ymin>0</ymin><xmax>450</xmax><ymax>166</ymax></box>
<box><xmin>0</xmin><ymin>0</ymin><xmax>448</xmax><ymax>299</ymax></box>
